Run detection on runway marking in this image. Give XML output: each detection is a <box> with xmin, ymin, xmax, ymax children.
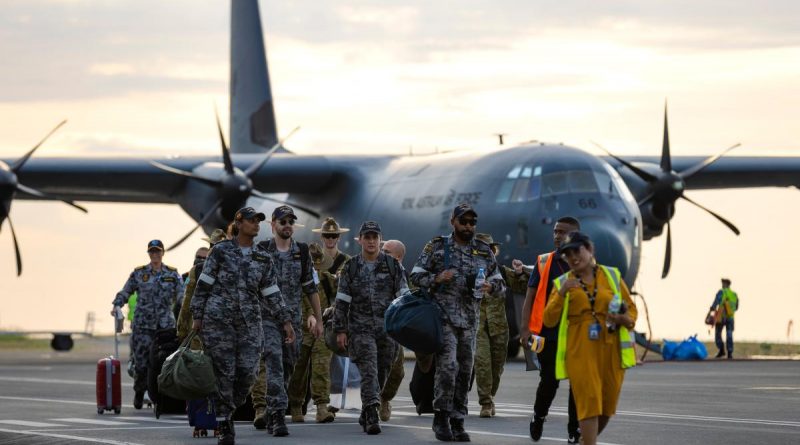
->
<box><xmin>0</xmin><ymin>420</ymin><xmax>67</xmax><ymax>427</ymax></box>
<box><xmin>0</xmin><ymin>427</ymin><xmax>144</xmax><ymax>444</ymax></box>
<box><xmin>381</xmin><ymin>423</ymin><xmax>626</xmax><ymax>445</ymax></box>
<box><xmin>115</xmin><ymin>416</ymin><xmax>188</xmax><ymax>424</ymax></box>
<box><xmin>0</xmin><ymin>395</ymin><xmax>96</xmax><ymax>406</ymax></box>
<box><xmin>53</xmin><ymin>418</ymin><xmax>137</xmax><ymax>426</ymax></box>
<box><xmin>0</xmin><ymin>376</ymin><xmax>132</xmax><ymax>387</ymax></box>
<box><xmin>613</xmin><ymin>410</ymin><xmax>800</xmax><ymax>428</ymax></box>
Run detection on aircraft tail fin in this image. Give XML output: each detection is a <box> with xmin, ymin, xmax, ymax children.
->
<box><xmin>229</xmin><ymin>0</ymin><xmax>286</xmax><ymax>153</ymax></box>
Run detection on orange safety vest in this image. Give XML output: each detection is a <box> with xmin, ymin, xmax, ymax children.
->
<box><xmin>528</xmin><ymin>252</ymin><xmax>554</xmax><ymax>334</ymax></box>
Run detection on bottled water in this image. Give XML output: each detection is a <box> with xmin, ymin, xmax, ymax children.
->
<box><xmin>607</xmin><ymin>294</ymin><xmax>621</xmax><ymax>332</ymax></box>
<box><xmin>474</xmin><ymin>268</ymin><xmax>486</xmax><ymax>299</ymax></box>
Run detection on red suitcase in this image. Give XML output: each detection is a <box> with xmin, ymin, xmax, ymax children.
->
<box><xmin>96</xmin><ymin>308</ymin><xmax>124</xmax><ymax>414</ymax></box>
<box><xmin>96</xmin><ymin>356</ymin><xmax>121</xmax><ymax>414</ymax></box>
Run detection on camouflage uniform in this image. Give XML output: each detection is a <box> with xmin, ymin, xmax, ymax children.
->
<box><xmin>333</xmin><ymin>252</ymin><xmax>409</xmax><ymax>409</ymax></box>
<box><xmin>177</xmin><ymin>263</ymin><xmax>204</xmax><ymax>349</ymax></box>
<box><xmin>190</xmin><ymin>239</ymin><xmax>289</xmax><ymax>418</ymax></box>
<box><xmin>252</xmin><ymin>239</ymin><xmax>317</xmax><ymax>414</ymax></box>
<box><xmin>410</xmin><ymin>235</ymin><xmax>505</xmax><ymax>419</ymax></box>
<box><xmin>474</xmin><ymin>265</ymin><xmax>529</xmax><ymax>410</ymax></box>
<box><xmin>113</xmin><ymin>263</ymin><xmax>184</xmax><ymax>393</ymax></box>
<box><xmin>287</xmin><ymin>248</ymin><xmax>349</xmax><ymax>413</ymax></box>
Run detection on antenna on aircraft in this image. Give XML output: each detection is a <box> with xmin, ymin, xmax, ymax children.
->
<box><xmin>494</xmin><ymin>133</ymin><xmax>506</xmax><ymax>145</ymax></box>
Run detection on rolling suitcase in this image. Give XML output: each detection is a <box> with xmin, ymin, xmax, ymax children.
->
<box><xmin>96</xmin><ymin>309</ymin><xmax>123</xmax><ymax>414</ymax></box>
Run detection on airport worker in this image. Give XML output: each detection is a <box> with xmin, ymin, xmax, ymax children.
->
<box><xmin>191</xmin><ymin>206</ymin><xmax>294</xmax><ymax>445</ymax></box>
<box><xmin>472</xmin><ymin>233</ymin><xmax>528</xmax><ymax>418</ymax></box>
<box><xmin>333</xmin><ymin>221</ymin><xmax>409</xmax><ymax>435</ymax></box>
<box><xmin>519</xmin><ymin>216</ymin><xmax>582</xmax><ymax>442</ymax></box>
<box><xmin>251</xmin><ymin>205</ymin><xmax>323</xmax><ymax>436</ymax></box>
<box><xmin>710</xmin><ymin>278</ymin><xmax>739</xmax><ymax>359</ymax></box>
<box><xmin>287</xmin><ymin>217</ymin><xmax>350</xmax><ymax>423</ymax></box>
<box><xmin>111</xmin><ymin>239</ymin><xmax>184</xmax><ymax>410</ymax></box>
<box><xmin>542</xmin><ymin>231</ymin><xmax>637</xmax><ymax>445</ymax></box>
<box><xmin>177</xmin><ymin>229</ymin><xmax>227</xmax><ymax>347</ymax></box>
<box><xmin>378</xmin><ymin>238</ymin><xmax>408</xmax><ymax>421</ymax></box>
<box><xmin>410</xmin><ymin>203</ymin><xmax>505</xmax><ymax>442</ymax></box>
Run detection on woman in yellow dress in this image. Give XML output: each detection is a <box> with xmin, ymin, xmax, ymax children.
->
<box><xmin>543</xmin><ymin>232</ymin><xmax>637</xmax><ymax>445</ymax></box>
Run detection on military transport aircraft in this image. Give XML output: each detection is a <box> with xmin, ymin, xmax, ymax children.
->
<box><xmin>3</xmin><ymin>0</ymin><xmax>800</xmax><ymax>352</ymax></box>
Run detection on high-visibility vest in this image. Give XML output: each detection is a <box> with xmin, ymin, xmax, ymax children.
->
<box><xmin>527</xmin><ymin>252</ymin><xmax>554</xmax><ymax>334</ymax></box>
<box><xmin>720</xmin><ymin>288</ymin><xmax>738</xmax><ymax>319</ymax></box>
<box><xmin>553</xmin><ymin>265</ymin><xmax>636</xmax><ymax>380</ymax></box>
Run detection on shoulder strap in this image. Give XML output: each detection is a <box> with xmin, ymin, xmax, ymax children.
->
<box><xmin>384</xmin><ymin>254</ymin><xmax>398</xmax><ymax>290</ymax></box>
<box><xmin>297</xmin><ymin>242</ymin><xmax>310</xmax><ymax>280</ymax></box>
<box><xmin>347</xmin><ymin>257</ymin><xmax>359</xmax><ymax>282</ymax></box>
<box><xmin>328</xmin><ymin>252</ymin><xmax>348</xmax><ymax>275</ymax></box>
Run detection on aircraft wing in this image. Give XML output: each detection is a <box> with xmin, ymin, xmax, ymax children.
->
<box><xmin>605</xmin><ymin>155</ymin><xmax>800</xmax><ymax>190</ymax></box>
<box><xmin>4</xmin><ymin>154</ymin><xmax>339</xmax><ymax>203</ymax></box>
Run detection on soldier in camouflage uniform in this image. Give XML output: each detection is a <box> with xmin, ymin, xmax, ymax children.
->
<box><xmin>473</xmin><ymin>233</ymin><xmax>530</xmax><ymax>418</ymax></box>
<box><xmin>410</xmin><ymin>204</ymin><xmax>506</xmax><ymax>442</ymax></box>
<box><xmin>378</xmin><ymin>239</ymin><xmax>408</xmax><ymax>421</ymax></box>
<box><xmin>333</xmin><ymin>221</ymin><xmax>409</xmax><ymax>435</ymax></box>
<box><xmin>287</xmin><ymin>217</ymin><xmax>350</xmax><ymax>423</ymax></box>
<box><xmin>112</xmin><ymin>239</ymin><xmax>184</xmax><ymax>409</ymax></box>
<box><xmin>191</xmin><ymin>207</ymin><xmax>295</xmax><ymax>445</ymax></box>
<box><xmin>251</xmin><ymin>205</ymin><xmax>323</xmax><ymax>437</ymax></box>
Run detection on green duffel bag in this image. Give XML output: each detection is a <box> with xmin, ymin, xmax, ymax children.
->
<box><xmin>157</xmin><ymin>331</ymin><xmax>216</xmax><ymax>400</ymax></box>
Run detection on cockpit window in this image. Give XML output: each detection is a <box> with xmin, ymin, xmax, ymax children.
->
<box><xmin>497</xmin><ymin>164</ymin><xmax>542</xmax><ymax>203</ymax></box>
<box><xmin>497</xmin><ymin>164</ymin><xmax>620</xmax><ymax>202</ymax></box>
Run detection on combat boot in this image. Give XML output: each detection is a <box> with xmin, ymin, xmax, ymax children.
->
<box><xmin>358</xmin><ymin>409</ymin><xmax>366</xmax><ymax>431</ymax></box>
<box><xmin>217</xmin><ymin>420</ymin><xmax>235</xmax><ymax>445</ymax></box>
<box><xmin>479</xmin><ymin>403</ymin><xmax>492</xmax><ymax>418</ymax></box>
<box><xmin>290</xmin><ymin>404</ymin><xmax>305</xmax><ymax>423</ymax></box>
<box><xmin>253</xmin><ymin>408</ymin><xmax>267</xmax><ymax>430</ymax></box>
<box><xmin>315</xmin><ymin>404</ymin><xmax>334</xmax><ymax>423</ymax></box>
<box><xmin>265</xmin><ymin>411</ymin><xmax>273</xmax><ymax>435</ymax></box>
<box><xmin>133</xmin><ymin>390</ymin><xmax>144</xmax><ymax>410</ymax></box>
<box><xmin>272</xmin><ymin>410</ymin><xmax>289</xmax><ymax>437</ymax></box>
<box><xmin>450</xmin><ymin>417</ymin><xmax>470</xmax><ymax>442</ymax></box>
<box><xmin>364</xmin><ymin>404</ymin><xmax>381</xmax><ymax>435</ymax></box>
<box><xmin>432</xmin><ymin>410</ymin><xmax>454</xmax><ymax>442</ymax></box>
<box><xmin>379</xmin><ymin>398</ymin><xmax>392</xmax><ymax>421</ymax></box>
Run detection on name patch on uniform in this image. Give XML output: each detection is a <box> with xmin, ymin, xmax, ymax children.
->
<box><xmin>252</xmin><ymin>253</ymin><xmax>270</xmax><ymax>263</ymax></box>
<box><xmin>472</xmin><ymin>249</ymin><xmax>490</xmax><ymax>257</ymax></box>
<box><xmin>161</xmin><ymin>276</ymin><xmax>175</xmax><ymax>283</ymax></box>
<box><xmin>293</xmin><ymin>253</ymin><xmax>302</xmax><ymax>261</ymax></box>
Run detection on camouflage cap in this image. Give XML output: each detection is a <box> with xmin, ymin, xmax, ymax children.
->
<box><xmin>451</xmin><ymin>203</ymin><xmax>478</xmax><ymax>219</ymax></box>
<box><xmin>235</xmin><ymin>206</ymin><xmax>266</xmax><ymax>222</ymax></box>
<box><xmin>358</xmin><ymin>221</ymin><xmax>382</xmax><ymax>236</ymax></box>
<box><xmin>201</xmin><ymin>228</ymin><xmax>227</xmax><ymax>245</ymax></box>
<box><xmin>147</xmin><ymin>239</ymin><xmax>164</xmax><ymax>251</ymax></box>
<box><xmin>475</xmin><ymin>233</ymin><xmax>501</xmax><ymax>247</ymax></box>
<box><xmin>311</xmin><ymin>217</ymin><xmax>350</xmax><ymax>234</ymax></box>
<box><xmin>271</xmin><ymin>205</ymin><xmax>297</xmax><ymax>221</ymax></box>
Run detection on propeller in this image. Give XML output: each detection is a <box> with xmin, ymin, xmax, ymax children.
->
<box><xmin>600</xmin><ymin>103</ymin><xmax>741</xmax><ymax>278</ymax></box>
<box><xmin>150</xmin><ymin>112</ymin><xmax>316</xmax><ymax>251</ymax></box>
<box><xmin>1</xmin><ymin>120</ymin><xmax>88</xmax><ymax>276</ymax></box>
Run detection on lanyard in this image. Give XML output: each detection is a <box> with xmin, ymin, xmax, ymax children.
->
<box><xmin>578</xmin><ymin>266</ymin><xmax>599</xmax><ymax>321</ymax></box>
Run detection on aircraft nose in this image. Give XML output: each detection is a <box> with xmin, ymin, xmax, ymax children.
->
<box><xmin>580</xmin><ymin>218</ymin><xmax>631</xmax><ymax>279</ymax></box>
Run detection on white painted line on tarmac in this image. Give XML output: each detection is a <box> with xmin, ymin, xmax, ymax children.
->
<box><xmin>53</xmin><ymin>418</ymin><xmax>137</xmax><ymax>426</ymax></box>
<box><xmin>0</xmin><ymin>427</ymin><xmax>144</xmax><ymax>444</ymax></box>
<box><xmin>0</xmin><ymin>395</ymin><xmax>96</xmax><ymax>406</ymax></box>
<box><xmin>115</xmin><ymin>416</ymin><xmax>188</xmax><ymax>424</ymax></box>
<box><xmin>382</xmin><ymin>423</ymin><xmax>626</xmax><ymax>445</ymax></box>
<box><xmin>0</xmin><ymin>420</ymin><xmax>67</xmax><ymax>427</ymax></box>
<box><xmin>0</xmin><ymin>376</ymin><xmax>132</xmax><ymax>387</ymax></box>
<box><xmin>614</xmin><ymin>410</ymin><xmax>800</xmax><ymax>428</ymax></box>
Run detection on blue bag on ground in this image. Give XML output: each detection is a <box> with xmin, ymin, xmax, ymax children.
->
<box><xmin>384</xmin><ymin>288</ymin><xmax>443</xmax><ymax>354</ymax></box>
<box><xmin>662</xmin><ymin>339</ymin><xmax>679</xmax><ymax>361</ymax></box>
<box><xmin>187</xmin><ymin>398</ymin><xmax>217</xmax><ymax>430</ymax></box>
<box><xmin>674</xmin><ymin>335</ymin><xmax>708</xmax><ymax>361</ymax></box>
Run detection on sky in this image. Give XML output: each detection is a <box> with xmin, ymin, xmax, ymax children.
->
<box><xmin>1</xmin><ymin>0</ymin><xmax>799</xmax><ymax>344</ymax></box>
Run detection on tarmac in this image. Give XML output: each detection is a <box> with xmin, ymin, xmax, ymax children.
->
<box><xmin>0</xmin><ymin>337</ymin><xmax>798</xmax><ymax>444</ymax></box>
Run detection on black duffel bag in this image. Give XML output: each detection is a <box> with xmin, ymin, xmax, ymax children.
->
<box><xmin>384</xmin><ymin>288</ymin><xmax>443</xmax><ymax>354</ymax></box>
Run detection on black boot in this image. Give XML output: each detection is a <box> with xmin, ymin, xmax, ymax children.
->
<box><xmin>358</xmin><ymin>409</ymin><xmax>366</xmax><ymax>431</ymax></box>
<box><xmin>272</xmin><ymin>410</ymin><xmax>289</xmax><ymax>437</ymax></box>
<box><xmin>265</xmin><ymin>411</ymin><xmax>273</xmax><ymax>434</ymax></box>
<box><xmin>364</xmin><ymin>404</ymin><xmax>381</xmax><ymax>435</ymax></box>
<box><xmin>450</xmin><ymin>417</ymin><xmax>470</xmax><ymax>442</ymax></box>
<box><xmin>217</xmin><ymin>420</ymin><xmax>234</xmax><ymax>445</ymax></box>
<box><xmin>432</xmin><ymin>410</ymin><xmax>454</xmax><ymax>442</ymax></box>
<box><xmin>133</xmin><ymin>391</ymin><xmax>144</xmax><ymax>410</ymax></box>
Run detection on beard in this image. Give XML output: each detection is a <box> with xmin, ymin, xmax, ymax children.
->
<box><xmin>277</xmin><ymin>229</ymin><xmax>292</xmax><ymax>240</ymax></box>
<box><xmin>455</xmin><ymin>228</ymin><xmax>474</xmax><ymax>242</ymax></box>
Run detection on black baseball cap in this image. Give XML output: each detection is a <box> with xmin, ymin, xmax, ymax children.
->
<box><xmin>358</xmin><ymin>221</ymin><xmax>382</xmax><ymax>236</ymax></box>
<box><xmin>557</xmin><ymin>231</ymin><xmax>592</xmax><ymax>255</ymax></box>
<box><xmin>271</xmin><ymin>205</ymin><xmax>297</xmax><ymax>221</ymax></box>
<box><xmin>451</xmin><ymin>203</ymin><xmax>478</xmax><ymax>219</ymax></box>
<box><xmin>147</xmin><ymin>239</ymin><xmax>164</xmax><ymax>251</ymax></box>
<box><xmin>235</xmin><ymin>206</ymin><xmax>266</xmax><ymax>222</ymax></box>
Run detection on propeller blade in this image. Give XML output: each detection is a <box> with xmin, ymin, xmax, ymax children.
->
<box><xmin>214</xmin><ymin>106</ymin><xmax>234</xmax><ymax>175</ymax></box>
<box><xmin>11</xmin><ymin>120</ymin><xmax>67</xmax><ymax>173</ymax></box>
<box><xmin>249</xmin><ymin>189</ymin><xmax>320</xmax><ymax>218</ymax></box>
<box><xmin>636</xmin><ymin>191</ymin><xmax>655</xmax><ymax>207</ymax></box>
<box><xmin>592</xmin><ymin>141</ymin><xmax>657</xmax><ymax>183</ymax></box>
<box><xmin>678</xmin><ymin>143</ymin><xmax>741</xmax><ymax>180</ymax></box>
<box><xmin>680</xmin><ymin>194</ymin><xmax>741</xmax><ymax>235</ymax></box>
<box><xmin>149</xmin><ymin>161</ymin><xmax>223</xmax><ymax>188</ymax></box>
<box><xmin>167</xmin><ymin>199</ymin><xmax>224</xmax><ymax>251</ymax></box>
<box><xmin>661</xmin><ymin>221</ymin><xmax>671</xmax><ymax>279</ymax></box>
<box><xmin>244</xmin><ymin>126</ymin><xmax>301</xmax><ymax>178</ymax></box>
<box><xmin>660</xmin><ymin>102</ymin><xmax>672</xmax><ymax>173</ymax></box>
<box><xmin>16</xmin><ymin>183</ymin><xmax>88</xmax><ymax>213</ymax></box>
<box><xmin>6</xmin><ymin>216</ymin><xmax>22</xmax><ymax>276</ymax></box>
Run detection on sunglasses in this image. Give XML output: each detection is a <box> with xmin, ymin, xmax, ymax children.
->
<box><xmin>458</xmin><ymin>217</ymin><xmax>478</xmax><ymax>227</ymax></box>
<box><xmin>194</xmin><ymin>255</ymin><xmax>207</xmax><ymax>261</ymax></box>
<box><xmin>322</xmin><ymin>234</ymin><xmax>339</xmax><ymax>239</ymax></box>
<box><xmin>277</xmin><ymin>219</ymin><xmax>295</xmax><ymax>226</ymax></box>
